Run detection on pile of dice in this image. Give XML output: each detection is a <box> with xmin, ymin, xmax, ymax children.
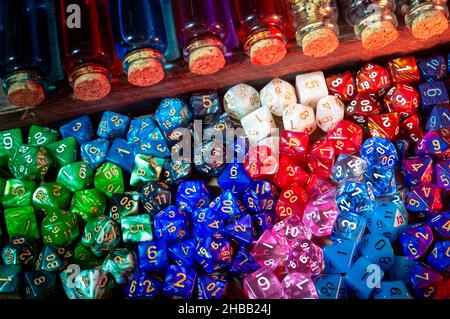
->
<box><xmin>0</xmin><ymin>53</ymin><xmax>448</xmax><ymax>299</ymax></box>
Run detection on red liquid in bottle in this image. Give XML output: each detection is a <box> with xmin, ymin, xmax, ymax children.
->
<box><xmin>233</xmin><ymin>0</ymin><xmax>287</xmax><ymax>66</ymax></box>
<box><xmin>58</xmin><ymin>0</ymin><xmax>115</xmax><ymax>101</ymax></box>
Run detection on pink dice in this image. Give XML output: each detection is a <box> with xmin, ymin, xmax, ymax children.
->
<box><xmin>243</xmin><ymin>268</ymin><xmax>284</xmax><ymax>299</ymax></box>
<box><xmin>282</xmin><ymin>272</ymin><xmax>318</xmax><ymax>299</ymax></box>
<box><xmin>302</xmin><ymin>189</ymin><xmax>339</xmax><ymax>237</ymax></box>
<box><xmin>251</xmin><ymin>230</ymin><xmax>287</xmax><ymax>270</ymax></box>
<box><xmin>285</xmin><ymin>239</ymin><xmax>324</xmax><ymax>276</ymax></box>
<box><xmin>272</xmin><ymin>215</ymin><xmax>312</xmax><ymax>251</ymax></box>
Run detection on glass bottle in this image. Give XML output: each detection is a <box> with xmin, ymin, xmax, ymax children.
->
<box><xmin>340</xmin><ymin>0</ymin><xmax>398</xmax><ymax>49</ymax></box>
<box><xmin>233</xmin><ymin>0</ymin><xmax>288</xmax><ymax>66</ymax></box>
<box><xmin>222</xmin><ymin>0</ymin><xmax>242</xmax><ymax>59</ymax></box>
<box><xmin>284</xmin><ymin>0</ymin><xmax>340</xmax><ymax>57</ymax></box>
<box><xmin>58</xmin><ymin>0</ymin><xmax>115</xmax><ymax>101</ymax></box>
<box><xmin>0</xmin><ymin>0</ymin><xmax>51</xmax><ymax>107</ymax></box>
<box><xmin>161</xmin><ymin>0</ymin><xmax>181</xmax><ymax>62</ymax></box>
<box><xmin>172</xmin><ymin>0</ymin><xmax>227</xmax><ymax>75</ymax></box>
<box><xmin>109</xmin><ymin>0</ymin><xmax>168</xmax><ymax>87</ymax></box>
<box><xmin>398</xmin><ymin>0</ymin><xmax>449</xmax><ymax>39</ymax></box>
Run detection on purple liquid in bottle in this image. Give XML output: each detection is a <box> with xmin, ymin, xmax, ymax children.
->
<box><xmin>222</xmin><ymin>0</ymin><xmax>241</xmax><ymax>59</ymax></box>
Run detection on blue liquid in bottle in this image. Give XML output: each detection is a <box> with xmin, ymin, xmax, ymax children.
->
<box><xmin>161</xmin><ymin>0</ymin><xmax>181</xmax><ymax>63</ymax></box>
<box><xmin>0</xmin><ymin>0</ymin><xmax>50</xmax><ymax>107</ymax></box>
<box><xmin>109</xmin><ymin>0</ymin><xmax>168</xmax><ymax>87</ymax></box>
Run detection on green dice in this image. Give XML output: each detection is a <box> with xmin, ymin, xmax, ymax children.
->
<box><xmin>2</xmin><ymin>179</ymin><xmax>36</xmax><ymax>208</ymax></box>
<box><xmin>70</xmin><ymin>189</ymin><xmax>106</xmax><ymax>222</ymax></box>
<box><xmin>82</xmin><ymin>216</ymin><xmax>121</xmax><ymax>257</ymax></box>
<box><xmin>36</xmin><ymin>245</ymin><xmax>71</xmax><ymax>272</ymax></box>
<box><xmin>73</xmin><ymin>242</ymin><xmax>104</xmax><ymax>269</ymax></box>
<box><xmin>101</xmin><ymin>248</ymin><xmax>135</xmax><ymax>284</ymax></box>
<box><xmin>0</xmin><ymin>265</ymin><xmax>22</xmax><ymax>295</ymax></box>
<box><xmin>130</xmin><ymin>155</ymin><xmax>164</xmax><ymax>187</ymax></box>
<box><xmin>27</xmin><ymin>125</ymin><xmax>60</xmax><ymax>146</ymax></box>
<box><xmin>109</xmin><ymin>192</ymin><xmax>140</xmax><ymax>223</ymax></box>
<box><xmin>0</xmin><ymin>128</ymin><xmax>23</xmax><ymax>167</ymax></box>
<box><xmin>4</xmin><ymin>206</ymin><xmax>40</xmax><ymax>240</ymax></box>
<box><xmin>121</xmin><ymin>214</ymin><xmax>153</xmax><ymax>243</ymax></box>
<box><xmin>94</xmin><ymin>162</ymin><xmax>125</xmax><ymax>197</ymax></box>
<box><xmin>46</xmin><ymin>137</ymin><xmax>78</xmax><ymax>168</ymax></box>
<box><xmin>32</xmin><ymin>182</ymin><xmax>71</xmax><ymax>213</ymax></box>
<box><xmin>57</xmin><ymin>162</ymin><xmax>93</xmax><ymax>192</ymax></box>
<box><xmin>8</xmin><ymin>144</ymin><xmax>52</xmax><ymax>181</ymax></box>
<box><xmin>41</xmin><ymin>210</ymin><xmax>80</xmax><ymax>246</ymax></box>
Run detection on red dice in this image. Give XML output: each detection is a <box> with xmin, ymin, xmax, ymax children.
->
<box><xmin>387</xmin><ymin>56</ymin><xmax>420</xmax><ymax>84</ymax></box>
<box><xmin>383</xmin><ymin>84</ymin><xmax>420</xmax><ymax>120</ymax></box>
<box><xmin>274</xmin><ymin>156</ymin><xmax>309</xmax><ymax>190</ymax></box>
<box><xmin>367</xmin><ymin>113</ymin><xmax>400</xmax><ymax>140</ymax></box>
<box><xmin>244</xmin><ymin>145</ymin><xmax>279</xmax><ymax>180</ymax></box>
<box><xmin>305</xmin><ymin>174</ymin><xmax>333</xmax><ymax>202</ymax></box>
<box><xmin>326</xmin><ymin>71</ymin><xmax>357</xmax><ymax>102</ymax></box>
<box><xmin>275</xmin><ymin>185</ymin><xmax>308</xmax><ymax>220</ymax></box>
<box><xmin>306</xmin><ymin>139</ymin><xmax>335</xmax><ymax>179</ymax></box>
<box><xmin>345</xmin><ymin>92</ymin><xmax>383</xmax><ymax>125</ymax></box>
<box><xmin>279</xmin><ymin>130</ymin><xmax>309</xmax><ymax>165</ymax></box>
<box><xmin>401</xmin><ymin>114</ymin><xmax>424</xmax><ymax>143</ymax></box>
<box><xmin>356</xmin><ymin>63</ymin><xmax>391</xmax><ymax>97</ymax></box>
<box><xmin>327</xmin><ymin>120</ymin><xmax>363</xmax><ymax>155</ymax></box>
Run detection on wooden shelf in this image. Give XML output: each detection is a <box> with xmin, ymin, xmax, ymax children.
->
<box><xmin>1</xmin><ymin>27</ymin><xmax>450</xmax><ymax>130</ymax></box>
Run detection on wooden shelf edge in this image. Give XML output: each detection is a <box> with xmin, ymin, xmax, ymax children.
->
<box><xmin>1</xmin><ymin>28</ymin><xmax>450</xmax><ymax>130</ymax></box>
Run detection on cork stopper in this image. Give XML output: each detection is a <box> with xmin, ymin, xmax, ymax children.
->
<box><xmin>128</xmin><ymin>58</ymin><xmax>165</xmax><ymax>87</ymax></box>
<box><xmin>361</xmin><ymin>21</ymin><xmax>398</xmax><ymax>50</ymax></box>
<box><xmin>249</xmin><ymin>38</ymin><xmax>287</xmax><ymax>66</ymax></box>
<box><xmin>411</xmin><ymin>10</ymin><xmax>448</xmax><ymax>39</ymax></box>
<box><xmin>189</xmin><ymin>46</ymin><xmax>226</xmax><ymax>75</ymax></box>
<box><xmin>73</xmin><ymin>72</ymin><xmax>111</xmax><ymax>101</ymax></box>
<box><xmin>7</xmin><ymin>79</ymin><xmax>45</xmax><ymax>107</ymax></box>
<box><xmin>302</xmin><ymin>28</ymin><xmax>339</xmax><ymax>58</ymax></box>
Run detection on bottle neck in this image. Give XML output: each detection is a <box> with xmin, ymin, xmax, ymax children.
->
<box><xmin>354</xmin><ymin>12</ymin><xmax>398</xmax><ymax>39</ymax></box>
<box><xmin>3</xmin><ymin>70</ymin><xmax>43</xmax><ymax>91</ymax></box>
<box><xmin>68</xmin><ymin>63</ymin><xmax>111</xmax><ymax>87</ymax></box>
<box><xmin>123</xmin><ymin>48</ymin><xmax>166</xmax><ymax>74</ymax></box>
<box><xmin>296</xmin><ymin>22</ymin><xmax>339</xmax><ymax>57</ymax></box>
<box><xmin>183</xmin><ymin>36</ymin><xmax>226</xmax><ymax>61</ymax></box>
<box><xmin>3</xmin><ymin>70</ymin><xmax>45</xmax><ymax>107</ymax></box>
<box><xmin>405</xmin><ymin>1</ymin><xmax>449</xmax><ymax>28</ymax></box>
<box><xmin>243</xmin><ymin>27</ymin><xmax>286</xmax><ymax>55</ymax></box>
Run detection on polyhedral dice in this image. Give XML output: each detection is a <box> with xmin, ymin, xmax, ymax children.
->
<box><xmin>124</xmin><ymin>271</ymin><xmax>163</xmax><ymax>299</ymax></box>
<box><xmin>162</xmin><ymin>159</ymin><xmax>192</xmax><ymax>186</ymax></box>
<box><xmin>130</xmin><ymin>155</ymin><xmax>164</xmax><ymax>188</ymax></box>
<box><xmin>168</xmin><ymin>238</ymin><xmax>197</xmax><ymax>267</ymax></box>
<box><xmin>282</xmin><ymin>273</ymin><xmax>318</xmax><ymax>299</ymax></box>
<box><xmin>327</xmin><ymin>120</ymin><xmax>363</xmax><ymax>155</ymax></box>
<box><xmin>8</xmin><ymin>144</ymin><xmax>52</xmax><ymax>181</ymax></box>
<box><xmin>399</xmin><ymin>223</ymin><xmax>434</xmax><ymax>259</ymax></box>
<box><xmin>285</xmin><ymin>239</ymin><xmax>324</xmax><ymax>276</ymax></box>
<box><xmin>192</xmin><ymin>208</ymin><xmax>224</xmax><ymax>238</ymax></box>
<box><xmin>323</xmin><ymin>240</ymin><xmax>358</xmax><ymax>274</ymax></box>
<box><xmin>36</xmin><ymin>245</ymin><xmax>71</xmax><ymax>272</ymax></box>
<box><xmin>109</xmin><ymin>192</ymin><xmax>140</xmax><ymax>223</ymax></box>
<box><xmin>272</xmin><ymin>214</ymin><xmax>312</xmax><ymax>250</ymax></box>
<box><xmin>373</xmin><ymin>281</ymin><xmax>413</xmax><ymax>299</ymax></box>
<box><xmin>418</xmin><ymin>81</ymin><xmax>449</xmax><ymax>110</ymax></box>
<box><xmin>428</xmin><ymin>211</ymin><xmax>450</xmax><ymax>239</ymax></box>
<box><xmin>71</xmin><ymin>189</ymin><xmax>106</xmax><ymax>222</ymax></box>
<box><xmin>344</xmin><ymin>257</ymin><xmax>384</xmax><ymax>299</ymax></box>
<box><xmin>230</xmin><ymin>248</ymin><xmax>261</xmax><ymax>281</ymax></box>
<box><xmin>223</xmin><ymin>83</ymin><xmax>261</xmax><ymax>122</ymax></box>
<box><xmin>60</xmin><ymin>115</ymin><xmax>94</xmax><ymax>144</ymax></box>
<box><xmin>390</xmin><ymin>256</ymin><xmax>415</xmax><ymax>282</ymax></box>
<box><xmin>336</xmin><ymin>181</ymin><xmax>375</xmax><ymax>216</ymax></box>
<box><xmin>345</xmin><ymin>92</ymin><xmax>382</xmax><ymax>125</ymax></box>
<box><xmin>4</xmin><ymin>206</ymin><xmax>40</xmax><ymax>240</ymax></box>
<box><xmin>0</xmin><ymin>265</ymin><xmax>22</xmax><ymax>295</ymax></box>
<box><xmin>24</xmin><ymin>270</ymin><xmax>56</xmax><ymax>299</ymax></box>
<box><xmin>81</xmin><ymin>216</ymin><xmax>121</xmax><ymax>257</ymax></box>
<box><xmin>106</xmin><ymin>138</ymin><xmax>135</xmax><ymax>173</ymax></box>
<box><xmin>363</xmin><ymin>165</ymin><xmax>396</xmax><ymax>197</ymax></box>
<box><xmin>303</xmin><ymin>189</ymin><xmax>339</xmax><ymax>237</ymax></box>
<box><xmin>80</xmin><ymin>138</ymin><xmax>110</xmax><ymax>170</ymax></box>
<box><xmin>163</xmin><ymin>265</ymin><xmax>197</xmax><ymax>299</ymax></box>
<box><xmin>57</xmin><ymin>162</ymin><xmax>93</xmax><ymax>192</ymax></box>
<box><xmin>190</xmin><ymin>90</ymin><xmax>221</xmax><ymax>118</ymax></box>
<box><xmin>196</xmin><ymin>233</ymin><xmax>234</xmax><ymax>273</ymax></box>
<box><xmin>314</xmin><ymin>274</ymin><xmax>347</xmax><ymax>299</ymax></box>
<box><xmin>260</xmin><ymin>78</ymin><xmax>297</xmax><ymax>117</ymax></box>
<box><xmin>367</xmin><ymin>113</ymin><xmax>400</xmax><ymax>140</ymax></box>
<box><xmin>138</xmin><ymin>240</ymin><xmax>169</xmax><ymax>273</ymax></box>
<box><xmin>193</xmin><ymin>141</ymin><xmax>226</xmax><ymax>177</ymax></box>
<box><xmin>127</xmin><ymin>117</ymin><xmax>170</xmax><ymax>158</ymax></box>
<box><xmin>295</xmin><ymin>71</ymin><xmax>328</xmax><ymax>107</ymax></box>
<box><xmin>94</xmin><ymin>162</ymin><xmax>125</xmax><ymax>197</ymax></box>
<box><xmin>28</xmin><ymin>125</ymin><xmax>59</xmax><ymax>147</ymax></box>
<box><xmin>241</xmin><ymin>106</ymin><xmax>277</xmax><ymax>143</ymax></box>
<box><xmin>244</xmin><ymin>145</ymin><xmax>279</xmax><ymax>180</ymax></box>
<box><xmin>1</xmin><ymin>236</ymin><xmax>38</xmax><ymax>267</ymax></box>
<box><xmin>315</xmin><ymin>95</ymin><xmax>345</xmax><ymax>132</ymax></box>
<box><xmin>427</xmin><ymin>241</ymin><xmax>450</xmax><ymax>272</ymax></box>
<box><xmin>406</xmin><ymin>183</ymin><xmax>442</xmax><ymax>214</ymax></box>
<box><xmin>360</xmin><ymin>137</ymin><xmax>399</xmax><ymax>168</ymax></box>
<box><xmin>202</xmin><ymin>112</ymin><xmax>233</xmax><ymax>143</ymax></box>
<box><xmin>0</xmin><ymin>128</ymin><xmax>22</xmax><ymax>167</ymax></box>
<box><xmin>197</xmin><ymin>274</ymin><xmax>228</xmax><ymax>299</ymax></box>
<box><xmin>176</xmin><ymin>181</ymin><xmax>211</xmax><ymax>214</ymax></box>
<box><xmin>383</xmin><ymin>84</ymin><xmax>419</xmax><ymax>120</ymax></box>
<box><xmin>252</xmin><ymin>212</ymin><xmax>277</xmax><ymax>235</ymax></box>
<box><xmin>426</xmin><ymin>105</ymin><xmax>450</xmax><ymax>131</ymax></box>
<box><xmin>274</xmin><ymin>156</ymin><xmax>309</xmax><ymax>190</ymax></box>
<box><xmin>73</xmin><ymin>243</ymin><xmax>104</xmax><ymax>269</ymax></box>
<box><xmin>356</xmin><ymin>63</ymin><xmax>391</xmax><ymax>97</ymax></box>
<box><xmin>275</xmin><ymin>186</ymin><xmax>308</xmax><ymax>220</ymax></box>
<box><xmin>225</xmin><ymin>214</ymin><xmax>257</xmax><ymax>247</ymax></box>
<box><xmin>217</xmin><ymin>163</ymin><xmax>252</xmax><ymax>195</ymax></box>
<box><xmin>402</xmin><ymin>116</ymin><xmax>424</xmax><ymax>143</ymax></box>
<box><xmin>415</xmin><ymin>129</ymin><xmax>450</xmax><ymax>159</ymax></box>
<box><xmin>242</xmin><ymin>180</ymin><xmax>278</xmax><ymax>215</ymax></box>
<box><xmin>282</xmin><ymin>103</ymin><xmax>316</xmax><ymax>135</ymax></box>
<box><xmin>306</xmin><ymin>139</ymin><xmax>335</xmax><ymax>178</ymax></box>
<box><xmin>153</xmin><ymin>206</ymin><xmax>190</xmax><ymax>244</ymax></box>
<box><xmin>41</xmin><ymin>210</ymin><xmax>80</xmax><ymax>246</ymax></box>
<box><xmin>418</xmin><ymin>55</ymin><xmax>447</xmax><ymax>81</ymax></box>
<box><xmin>331</xmin><ymin>154</ymin><xmax>366</xmax><ymax>184</ymax></box>
<box><xmin>409</xmin><ymin>262</ymin><xmax>443</xmax><ymax>299</ymax></box>
<box><xmin>358</xmin><ymin>234</ymin><xmax>395</xmax><ymax>271</ymax></box>
<box><xmin>2</xmin><ymin>179</ymin><xmax>36</xmax><ymax>208</ymax></box>
<box><xmin>46</xmin><ymin>137</ymin><xmax>78</xmax><ymax>169</ymax></box>
<box><xmin>97</xmin><ymin>111</ymin><xmax>130</xmax><ymax>140</ymax></box>
<box><xmin>387</xmin><ymin>56</ymin><xmax>420</xmax><ymax>84</ymax></box>
<box><xmin>102</xmin><ymin>248</ymin><xmax>135</xmax><ymax>284</ymax></box>
<box><xmin>326</xmin><ymin>71</ymin><xmax>356</xmax><ymax>102</ymax></box>
<box><xmin>121</xmin><ymin>214</ymin><xmax>153</xmax><ymax>243</ymax></box>
<box><xmin>140</xmin><ymin>182</ymin><xmax>172</xmax><ymax>215</ymax></box>
<box><xmin>332</xmin><ymin>212</ymin><xmax>366</xmax><ymax>243</ymax></box>
<box><xmin>243</xmin><ymin>267</ymin><xmax>284</xmax><ymax>299</ymax></box>
<box><xmin>32</xmin><ymin>182</ymin><xmax>71</xmax><ymax>213</ymax></box>
<box><xmin>71</xmin><ymin>268</ymin><xmax>115</xmax><ymax>299</ymax></box>
<box><xmin>305</xmin><ymin>173</ymin><xmax>334</xmax><ymax>202</ymax></box>
<box><xmin>402</xmin><ymin>156</ymin><xmax>434</xmax><ymax>187</ymax></box>
<box><xmin>251</xmin><ymin>230</ymin><xmax>287</xmax><ymax>270</ymax></box>
<box><xmin>279</xmin><ymin>130</ymin><xmax>309</xmax><ymax>164</ymax></box>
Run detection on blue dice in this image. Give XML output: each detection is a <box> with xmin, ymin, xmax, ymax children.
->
<box><xmin>242</xmin><ymin>181</ymin><xmax>278</xmax><ymax>214</ymax></box>
<box><xmin>332</xmin><ymin>212</ymin><xmax>366</xmax><ymax>243</ymax></box>
<box><xmin>336</xmin><ymin>181</ymin><xmax>375</xmax><ymax>216</ymax></box>
<box><xmin>418</xmin><ymin>55</ymin><xmax>447</xmax><ymax>82</ymax></box>
<box><xmin>426</xmin><ymin>105</ymin><xmax>450</xmax><ymax>131</ymax></box>
<box><xmin>81</xmin><ymin>138</ymin><xmax>110</xmax><ymax>169</ymax></box>
<box><xmin>252</xmin><ymin>212</ymin><xmax>277</xmax><ymax>235</ymax></box>
<box><xmin>426</xmin><ymin>241</ymin><xmax>450</xmax><ymax>272</ymax></box>
<box><xmin>153</xmin><ymin>206</ymin><xmax>190</xmax><ymax>244</ymax></box>
<box><xmin>363</xmin><ymin>165</ymin><xmax>396</xmax><ymax>197</ymax></box>
<box><xmin>168</xmin><ymin>238</ymin><xmax>197</xmax><ymax>268</ymax></box>
<box><xmin>344</xmin><ymin>257</ymin><xmax>384</xmax><ymax>299</ymax></box>
<box><xmin>192</xmin><ymin>208</ymin><xmax>224</xmax><ymax>238</ymax></box>
<box><xmin>190</xmin><ymin>90</ymin><xmax>221</xmax><ymax>119</ymax></box>
<box><xmin>360</xmin><ymin>137</ymin><xmax>399</xmax><ymax>168</ymax></box>
<box><xmin>323</xmin><ymin>240</ymin><xmax>358</xmax><ymax>274</ymax></box>
<box><xmin>373</xmin><ymin>281</ymin><xmax>413</xmax><ymax>299</ymax></box>
<box><xmin>138</xmin><ymin>240</ymin><xmax>169</xmax><ymax>273</ymax></box>
<box><xmin>127</xmin><ymin>117</ymin><xmax>170</xmax><ymax>158</ymax></box>
<box><xmin>197</xmin><ymin>274</ymin><xmax>228</xmax><ymax>299</ymax></box>
<box><xmin>163</xmin><ymin>265</ymin><xmax>197</xmax><ymax>299</ymax></box>
<box><xmin>97</xmin><ymin>111</ymin><xmax>130</xmax><ymax>140</ymax></box>
<box><xmin>140</xmin><ymin>182</ymin><xmax>172</xmax><ymax>215</ymax></box>
<box><xmin>399</xmin><ymin>223</ymin><xmax>434</xmax><ymax>260</ymax></box>
<box><xmin>230</xmin><ymin>248</ymin><xmax>261</xmax><ymax>282</ymax></box>
<box><xmin>106</xmin><ymin>138</ymin><xmax>135</xmax><ymax>173</ymax></box>
<box><xmin>217</xmin><ymin>163</ymin><xmax>252</xmax><ymax>195</ymax></box>
<box><xmin>163</xmin><ymin>159</ymin><xmax>192</xmax><ymax>186</ymax></box>
<box><xmin>428</xmin><ymin>211</ymin><xmax>450</xmax><ymax>239</ymax></box>
<box><xmin>409</xmin><ymin>262</ymin><xmax>443</xmax><ymax>299</ymax></box>
<box><xmin>358</xmin><ymin>234</ymin><xmax>395</xmax><ymax>271</ymax></box>
<box><xmin>330</xmin><ymin>154</ymin><xmax>366</xmax><ymax>184</ymax></box>
<box><xmin>418</xmin><ymin>81</ymin><xmax>449</xmax><ymax>110</ymax></box>
<box><xmin>225</xmin><ymin>214</ymin><xmax>257</xmax><ymax>247</ymax></box>
<box><xmin>60</xmin><ymin>115</ymin><xmax>94</xmax><ymax>144</ymax></box>
<box><xmin>125</xmin><ymin>270</ymin><xmax>163</xmax><ymax>299</ymax></box>
<box><xmin>209</xmin><ymin>191</ymin><xmax>247</xmax><ymax>224</ymax></box>
<box><xmin>390</xmin><ymin>256</ymin><xmax>415</xmax><ymax>282</ymax></box>
<box><xmin>176</xmin><ymin>180</ymin><xmax>211</xmax><ymax>213</ymax></box>
<box><xmin>314</xmin><ymin>274</ymin><xmax>347</xmax><ymax>299</ymax></box>
<box><xmin>196</xmin><ymin>233</ymin><xmax>234</xmax><ymax>273</ymax></box>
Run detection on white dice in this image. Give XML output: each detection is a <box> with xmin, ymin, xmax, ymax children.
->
<box><xmin>316</xmin><ymin>95</ymin><xmax>345</xmax><ymax>132</ymax></box>
<box><xmin>282</xmin><ymin>103</ymin><xmax>316</xmax><ymax>135</ymax></box>
<box><xmin>295</xmin><ymin>71</ymin><xmax>328</xmax><ymax>108</ymax></box>
<box><xmin>241</xmin><ymin>106</ymin><xmax>277</xmax><ymax>144</ymax></box>
<box><xmin>260</xmin><ymin>78</ymin><xmax>297</xmax><ymax>117</ymax></box>
<box><xmin>224</xmin><ymin>83</ymin><xmax>261</xmax><ymax>121</ymax></box>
